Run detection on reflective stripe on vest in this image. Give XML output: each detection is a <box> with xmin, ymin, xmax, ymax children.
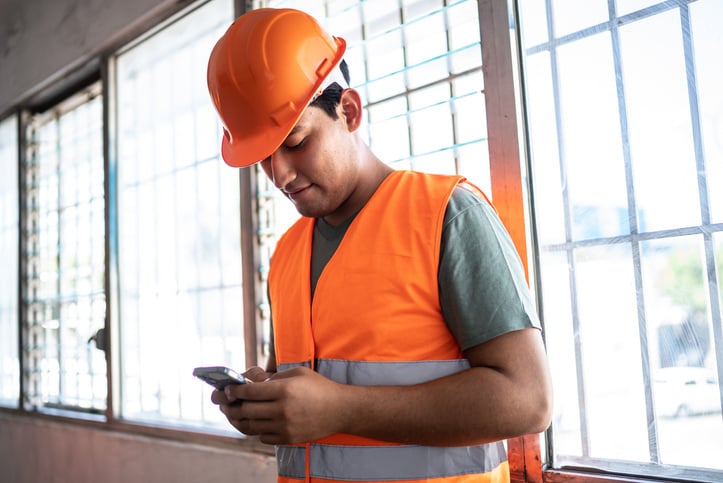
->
<box><xmin>277</xmin><ymin>442</ymin><xmax>507</xmax><ymax>481</ymax></box>
<box><xmin>280</xmin><ymin>358</ymin><xmax>471</xmax><ymax>386</ymax></box>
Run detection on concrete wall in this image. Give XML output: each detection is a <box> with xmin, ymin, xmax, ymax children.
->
<box><xmin>0</xmin><ymin>413</ymin><xmax>277</xmax><ymax>483</ymax></box>
<box><xmin>0</xmin><ymin>0</ymin><xmax>196</xmax><ymax>115</ymax></box>
<box><xmin>0</xmin><ymin>0</ymin><xmax>277</xmax><ymax>480</ymax></box>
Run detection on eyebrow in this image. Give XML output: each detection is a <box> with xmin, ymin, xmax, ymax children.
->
<box><xmin>262</xmin><ymin>125</ymin><xmax>306</xmax><ymax>162</ymax></box>
<box><xmin>286</xmin><ymin>125</ymin><xmax>303</xmax><ymax>137</ymax></box>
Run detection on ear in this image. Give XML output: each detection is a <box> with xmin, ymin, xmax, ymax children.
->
<box><xmin>339</xmin><ymin>88</ymin><xmax>363</xmax><ymax>132</ymax></box>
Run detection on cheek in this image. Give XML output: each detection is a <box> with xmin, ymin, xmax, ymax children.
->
<box><xmin>321</xmin><ymin>154</ymin><xmax>351</xmax><ymax>190</ymax></box>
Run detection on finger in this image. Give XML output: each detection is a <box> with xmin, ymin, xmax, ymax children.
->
<box><xmin>243</xmin><ymin>366</ymin><xmax>271</xmax><ymax>382</ymax></box>
<box><xmin>224</xmin><ymin>383</ymin><xmax>250</xmax><ymax>402</ymax></box>
<box><xmin>219</xmin><ymin>404</ymin><xmax>250</xmax><ymax>435</ymax></box>
<box><xmin>233</xmin><ymin>399</ymin><xmax>278</xmax><ymax>420</ymax></box>
<box><xmin>231</xmin><ymin>379</ymin><xmax>280</xmax><ymax>401</ymax></box>
<box><xmin>211</xmin><ymin>388</ymin><xmax>232</xmax><ymax>405</ymax></box>
<box><xmin>237</xmin><ymin>418</ymin><xmax>278</xmax><ymax>437</ymax></box>
<box><xmin>266</xmin><ymin>366</ymin><xmax>306</xmax><ymax>380</ymax></box>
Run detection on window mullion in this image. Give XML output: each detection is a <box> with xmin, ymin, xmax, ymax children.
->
<box><xmin>478</xmin><ymin>0</ymin><xmax>542</xmax><ymax>481</ymax></box>
<box><xmin>22</xmin><ymin>116</ymin><xmax>42</xmax><ymax>410</ymax></box>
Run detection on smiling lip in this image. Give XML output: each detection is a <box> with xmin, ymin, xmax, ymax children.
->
<box><xmin>285</xmin><ymin>185</ymin><xmax>312</xmax><ymax>200</ymax></box>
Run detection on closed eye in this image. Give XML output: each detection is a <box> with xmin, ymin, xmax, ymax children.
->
<box><xmin>285</xmin><ymin>138</ymin><xmax>306</xmax><ymax>151</ymax></box>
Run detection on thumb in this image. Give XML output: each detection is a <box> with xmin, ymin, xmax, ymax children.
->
<box><xmin>243</xmin><ymin>366</ymin><xmax>271</xmax><ymax>382</ymax></box>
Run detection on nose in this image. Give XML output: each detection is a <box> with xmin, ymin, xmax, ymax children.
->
<box><xmin>266</xmin><ymin>150</ymin><xmax>297</xmax><ymax>191</ymax></box>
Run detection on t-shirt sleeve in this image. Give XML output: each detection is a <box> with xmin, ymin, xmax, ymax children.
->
<box><xmin>439</xmin><ymin>186</ymin><xmax>541</xmax><ymax>351</ymax></box>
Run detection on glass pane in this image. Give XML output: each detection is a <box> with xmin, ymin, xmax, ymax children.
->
<box><xmin>456</xmin><ymin>140</ymin><xmax>491</xmax><ymax>196</ymax></box>
<box><xmin>575</xmin><ymin>245</ymin><xmax>648</xmax><ymax>461</ymax></box>
<box><xmin>0</xmin><ymin>115</ymin><xmax>19</xmax><ymax>408</ymax></box>
<box><xmin>407</xmin><ymin>56</ymin><xmax>450</xmax><ymax>90</ymax></box>
<box><xmin>367</xmin><ymin>31</ymin><xmax>405</xmax><ymax>83</ymax></box>
<box><xmin>452</xmin><ymin>78</ymin><xmax>487</xmax><ymax>144</ymax></box>
<box><xmin>115</xmin><ymin>0</ymin><xmax>238</xmax><ymax>430</ymax></box>
<box><xmin>408</xmin><ymin>94</ymin><xmax>454</xmax><ymax>156</ymax></box>
<box><xmin>410</xmin><ymin>149</ymin><xmax>456</xmax><ymax>176</ymax></box>
<box><xmin>403</xmin><ymin>0</ymin><xmax>442</xmax><ymax>22</ymax></box>
<box><xmin>404</xmin><ymin>11</ymin><xmax>447</xmax><ymax>66</ymax></box>
<box><xmin>537</xmin><ymin>251</ymin><xmax>579</xmax><ymax>456</ymax></box>
<box><xmin>368</xmin><ymin>99</ymin><xmax>411</xmax><ymax>164</ymax></box>
<box><xmin>691</xmin><ymin>0</ymin><xmax>723</xmax><ymax>223</ymax></box>
<box><xmin>23</xmin><ymin>89</ymin><xmax>107</xmax><ymax>412</ymax></box>
<box><xmin>363</xmin><ymin>0</ymin><xmax>401</xmax><ymax>37</ymax></box>
<box><xmin>519</xmin><ymin>0</ymin><xmax>549</xmax><ymax>48</ymax></box>
<box><xmin>620</xmin><ymin>11</ymin><xmax>701</xmax><ymax>232</ymax></box>
<box><xmin>524</xmin><ymin>52</ymin><xmax>565</xmax><ymax>246</ymax></box>
<box><xmin>617</xmin><ymin>0</ymin><xmax>663</xmax><ymax>17</ymax></box>
<box><xmin>643</xmin><ymin>235</ymin><xmax>723</xmax><ymax>469</ymax></box>
<box><xmin>717</xmin><ymin>232</ymin><xmax>723</xmax><ymax>345</ymax></box>
<box><xmin>447</xmin><ymin>0</ymin><xmax>483</xmax><ymax>52</ymax></box>
<box><xmin>330</xmin><ymin>7</ymin><xmax>363</xmax><ymax>45</ymax></box>
<box><xmin>556</xmin><ymin>33</ymin><xmax>630</xmax><ymax>241</ymax></box>
<box><xmin>551</xmin><ymin>0</ymin><xmax>608</xmax><ymax>37</ymax></box>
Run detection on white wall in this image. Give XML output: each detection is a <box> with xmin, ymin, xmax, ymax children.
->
<box><xmin>0</xmin><ymin>414</ymin><xmax>277</xmax><ymax>483</ymax></box>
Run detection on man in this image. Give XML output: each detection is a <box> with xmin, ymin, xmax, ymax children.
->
<box><xmin>206</xmin><ymin>7</ymin><xmax>552</xmax><ymax>483</ymax></box>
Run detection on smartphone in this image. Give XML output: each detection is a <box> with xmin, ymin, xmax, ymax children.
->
<box><xmin>193</xmin><ymin>366</ymin><xmax>249</xmax><ymax>390</ymax></box>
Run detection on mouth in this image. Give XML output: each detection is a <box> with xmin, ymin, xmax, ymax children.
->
<box><xmin>284</xmin><ymin>184</ymin><xmax>312</xmax><ymax>201</ymax></box>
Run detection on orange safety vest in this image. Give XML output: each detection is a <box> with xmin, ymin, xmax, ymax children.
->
<box><xmin>268</xmin><ymin>170</ymin><xmax>509</xmax><ymax>483</ymax></box>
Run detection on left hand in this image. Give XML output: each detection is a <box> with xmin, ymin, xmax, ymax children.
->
<box><xmin>216</xmin><ymin>366</ymin><xmax>347</xmax><ymax>445</ymax></box>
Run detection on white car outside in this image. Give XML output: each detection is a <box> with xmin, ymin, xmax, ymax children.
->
<box><xmin>654</xmin><ymin>366</ymin><xmax>722</xmax><ymax>418</ymax></box>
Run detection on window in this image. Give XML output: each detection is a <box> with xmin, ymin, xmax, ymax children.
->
<box><xmin>518</xmin><ymin>0</ymin><xmax>723</xmax><ymax>480</ymax></box>
<box><xmin>22</xmin><ymin>84</ymin><xmax>107</xmax><ymax>414</ymax></box>
<box><xmin>0</xmin><ymin>115</ymin><xmax>19</xmax><ymax>408</ymax></box>
<box><xmin>113</xmin><ymin>0</ymin><xmax>238</xmax><ymax>430</ymax></box>
<box><xmin>264</xmin><ymin>0</ymin><xmax>490</xmax><ymax>190</ymax></box>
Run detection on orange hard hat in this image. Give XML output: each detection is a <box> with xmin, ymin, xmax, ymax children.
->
<box><xmin>207</xmin><ymin>8</ymin><xmax>347</xmax><ymax>167</ymax></box>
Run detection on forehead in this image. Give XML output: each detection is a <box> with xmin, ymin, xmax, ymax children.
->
<box><xmin>260</xmin><ymin>107</ymin><xmax>325</xmax><ymax>162</ymax></box>
<box><xmin>286</xmin><ymin>105</ymin><xmax>327</xmax><ymax>137</ymax></box>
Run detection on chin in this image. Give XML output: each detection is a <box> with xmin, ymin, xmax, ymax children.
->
<box><xmin>293</xmin><ymin>204</ymin><xmax>325</xmax><ymax>219</ymax></box>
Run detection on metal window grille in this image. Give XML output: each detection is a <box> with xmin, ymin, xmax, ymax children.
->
<box><xmin>518</xmin><ymin>0</ymin><xmax>723</xmax><ymax>480</ymax></box>
<box><xmin>21</xmin><ymin>84</ymin><xmax>107</xmax><ymax>414</ymax></box>
<box><xmin>263</xmin><ymin>0</ymin><xmax>489</xmax><ymax>190</ymax></box>
<box><xmin>113</xmin><ymin>0</ymin><xmax>239</xmax><ymax>430</ymax></box>
<box><xmin>0</xmin><ymin>115</ymin><xmax>20</xmax><ymax>408</ymax></box>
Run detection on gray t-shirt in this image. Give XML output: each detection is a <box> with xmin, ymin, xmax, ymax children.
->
<box><xmin>437</xmin><ymin>186</ymin><xmax>540</xmax><ymax>350</ymax></box>
<box><xmin>271</xmin><ymin>185</ymin><xmax>540</xmax><ymax>356</ymax></box>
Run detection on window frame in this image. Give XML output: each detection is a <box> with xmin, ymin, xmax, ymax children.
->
<box><xmin>474</xmin><ymin>0</ymin><xmax>544</xmax><ymax>481</ymax></box>
<box><xmin>21</xmin><ymin>81</ymin><xmax>108</xmax><ymax>416</ymax></box>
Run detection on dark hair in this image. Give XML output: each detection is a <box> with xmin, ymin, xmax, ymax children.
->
<box><xmin>309</xmin><ymin>59</ymin><xmax>350</xmax><ymax>120</ymax></box>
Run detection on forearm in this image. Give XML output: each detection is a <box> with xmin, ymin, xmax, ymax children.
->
<box><xmin>225</xmin><ymin>328</ymin><xmax>552</xmax><ymax>447</ymax></box>
<box><xmin>336</xmin><ymin>365</ymin><xmax>550</xmax><ymax>446</ymax></box>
